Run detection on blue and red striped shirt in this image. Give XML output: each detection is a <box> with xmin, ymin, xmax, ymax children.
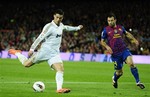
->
<box><xmin>101</xmin><ymin>25</ymin><xmax>127</xmax><ymax>55</ymax></box>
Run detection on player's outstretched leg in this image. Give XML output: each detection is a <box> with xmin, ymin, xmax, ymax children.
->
<box><xmin>8</xmin><ymin>49</ymin><xmax>22</xmax><ymax>55</ymax></box>
<box><xmin>8</xmin><ymin>49</ymin><xmax>28</xmax><ymax>65</ymax></box>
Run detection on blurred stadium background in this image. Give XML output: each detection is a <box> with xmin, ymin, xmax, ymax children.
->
<box><xmin>0</xmin><ymin>0</ymin><xmax>150</xmax><ymax>55</ymax></box>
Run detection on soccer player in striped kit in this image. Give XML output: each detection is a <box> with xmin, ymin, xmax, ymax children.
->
<box><xmin>100</xmin><ymin>12</ymin><xmax>145</xmax><ymax>89</ymax></box>
<box><xmin>9</xmin><ymin>9</ymin><xmax>83</xmax><ymax>93</ymax></box>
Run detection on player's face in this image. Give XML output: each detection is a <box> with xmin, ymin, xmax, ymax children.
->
<box><xmin>53</xmin><ymin>14</ymin><xmax>63</xmax><ymax>25</ymax></box>
<box><xmin>107</xmin><ymin>17</ymin><xmax>116</xmax><ymax>27</ymax></box>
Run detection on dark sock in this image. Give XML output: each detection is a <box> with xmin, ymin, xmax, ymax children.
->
<box><xmin>130</xmin><ymin>67</ymin><xmax>140</xmax><ymax>83</ymax></box>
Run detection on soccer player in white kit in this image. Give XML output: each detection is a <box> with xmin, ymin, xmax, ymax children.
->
<box><xmin>8</xmin><ymin>9</ymin><xmax>83</xmax><ymax>93</ymax></box>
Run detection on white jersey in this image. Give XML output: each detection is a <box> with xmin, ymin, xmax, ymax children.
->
<box><xmin>30</xmin><ymin>21</ymin><xmax>80</xmax><ymax>52</ymax></box>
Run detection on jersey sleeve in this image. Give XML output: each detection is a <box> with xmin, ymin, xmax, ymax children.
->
<box><xmin>63</xmin><ymin>25</ymin><xmax>80</xmax><ymax>31</ymax></box>
<box><xmin>29</xmin><ymin>24</ymin><xmax>52</xmax><ymax>51</ymax></box>
<box><xmin>101</xmin><ymin>28</ymin><xmax>107</xmax><ymax>39</ymax></box>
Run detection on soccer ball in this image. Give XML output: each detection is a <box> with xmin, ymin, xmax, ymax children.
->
<box><xmin>33</xmin><ymin>81</ymin><xmax>45</xmax><ymax>92</ymax></box>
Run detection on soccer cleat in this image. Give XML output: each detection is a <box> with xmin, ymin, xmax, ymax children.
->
<box><xmin>136</xmin><ymin>82</ymin><xmax>145</xmax><ymax>89</ymax></box>
<box><xmin>8</xmin><ymin>49</ymin><xmax>22</xmax><ymax>55</ymax></box>
<box><xmin>112</xmin><ymin>76</ymin><xmax>118</xmax><ymax>88</ymax></box>
<box><xmin>56</xmin><ymin>88</ymin><xmax>71</xmax><ymax>93</ymax></box>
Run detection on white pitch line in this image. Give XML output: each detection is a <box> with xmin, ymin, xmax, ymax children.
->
<box><xmin>0</xmin><ymin>82</ymin><xmax>149</xmax><ymax>84</ymax></box>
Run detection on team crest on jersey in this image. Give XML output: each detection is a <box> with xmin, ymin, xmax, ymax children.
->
<box><xmin>56</xmin><ymin>34</ymin><xmax>62</xmax><ymax>38</ymax></box>
<box><xmin>114</xmin><ymin>29</ymin><xmax>117</xmax><ymax>33</ymax></box>
<box><xmin>108</xmin><ymin>31</ymin><xmax>111</xmax><ymax>34</ymax></box>
<box><xmin>119</xmin><ymin>28</ymin><xmax>122</xmax><ymax>31</ymax></box>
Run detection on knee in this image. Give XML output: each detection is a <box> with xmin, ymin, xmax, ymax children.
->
<box><xmin>24</xmin><ymin>63</ymin><xmax>31</xmax><ymax>68</ymax></box>
<box><xmin>116</xmin><ymin>71</ymin><xmax>123</xmax><ymax>76</ymax></box>
<box><xmin>23</xmin><ymin>61</ymin><xmax>33</xmax><ymax>68</ymax></box>
<box><xmin>126</xmin><ymin>60</ymin><xmax>136</xmax><ymax>68</ymax></box>
<box><xmin>128</xmin><ymin>62</ymin><xmax>134</xmax><ymax>65</ymax></box>
<box><xmin>130</xmin><ymin>65</ymin><xmax>136</xmax><ymax>68</ymax></box>
<box><xmin>129</xmin><ymin>63</ymin><xmax>136</xmax><ymax>68</ymax></box>
<box><xmin>126</xmin><ymin>57</ymin><xmax>135</xmax><ymax>67</ymax></box>
<box><xmin>52</xmin><ymin>63</ymin><xmax>64</xmax><ymax>72</ymax></box>
<box><xmin>56</xmin><ymin>67</ymin><xmax>64</xmax><ymax>72</ymax></box>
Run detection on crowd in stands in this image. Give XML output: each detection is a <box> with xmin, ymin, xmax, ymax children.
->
<box><xmin>0</xmin><ymin>0</ymin><xmax>150</xmax><ymax>55</ymax></box>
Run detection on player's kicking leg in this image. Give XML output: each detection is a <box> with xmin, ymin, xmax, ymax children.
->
<box><xmin>8</xmin><ymin>49</ymin><xmax>34</xmax><ymax>67</ymax></box>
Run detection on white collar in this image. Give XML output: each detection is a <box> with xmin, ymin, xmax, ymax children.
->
<box><xmin>52</xmin><ymin>20</ymin><xmax>61</xmax><ymax>27</ymax></box>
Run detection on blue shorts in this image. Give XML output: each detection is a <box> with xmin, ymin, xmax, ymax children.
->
<box><xmin>111</xmin><ymin>49</ymin><xmax>132</xmax><ymax>70</ymax></box>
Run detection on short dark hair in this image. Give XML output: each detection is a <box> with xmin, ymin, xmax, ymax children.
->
<box><xmin>53</xmin><ymin>9</ymin><xmax>64</xmax><ymax>15</ymax></box>
<box><xmin>107</xmin><ymin>12</ymin><xmax>116</xmax><ymax>19</ymax></box>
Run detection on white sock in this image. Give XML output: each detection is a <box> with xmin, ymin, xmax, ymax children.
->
<box><xmin>15</xmin><ymin>53</ymin><xmax>28</xmax><ymax>64</ymax></box>
<box><xmin>56</xmin><ymin>71</ymin><xmax>63</xmax><ymax>90</ymax></box>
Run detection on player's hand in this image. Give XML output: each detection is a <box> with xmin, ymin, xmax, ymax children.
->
<box><xmin>131</xmin><ymin>39</ymin><xmax>139</xmax><ymax>47</ymax></box>
<box><xmin>106</xmin><ymin>46</ymin><xmax>113</xmax><ymax>54</ymax></box>
<box><xmin>134</xmin><ymin>40</ymin><xmax>139</xmax><ymax>46</ymax></box>
<box><xmin>28</xmin><ymin>50</ymin><xmax>34</xmax><ymax>57</ymax></box>
<box><xmin>78</xmin><ymin>25</ymin><xmax>83</xmax><ymax>30</ymax></box>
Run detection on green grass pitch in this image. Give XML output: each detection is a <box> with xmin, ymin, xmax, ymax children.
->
<box><xmin>0</xmin><ymin>58</ymin><xmax>150</xmax><ymax>97</ymax></box>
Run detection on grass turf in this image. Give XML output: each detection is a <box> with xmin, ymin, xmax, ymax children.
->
<box><xmin>0</xmin><ymin>58</ymin><xmax>150</xmax><ymax>97</ymax></box>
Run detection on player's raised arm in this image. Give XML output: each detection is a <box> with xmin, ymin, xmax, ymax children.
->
<box><xmin>63</xmin><ymin>25</ymin><xmax>83</xmax><ymax>31</ymax></box>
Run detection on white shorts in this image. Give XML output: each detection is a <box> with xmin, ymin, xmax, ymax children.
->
<box><xmin>32</xmin><ymin>47</ymin><xmax>63</xmax><ymax>67</ymax></box>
